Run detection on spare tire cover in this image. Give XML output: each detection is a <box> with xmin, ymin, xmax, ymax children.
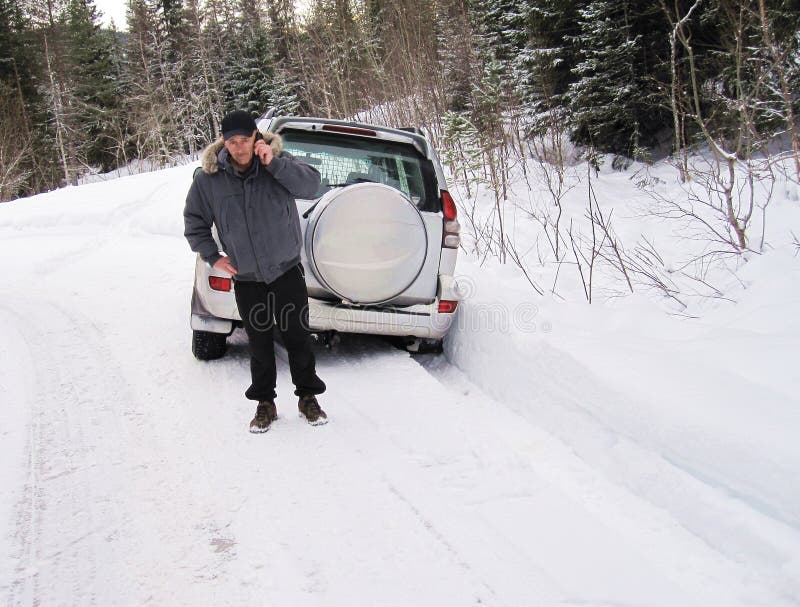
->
<box><xmin>306</xmin><ymin>183</ymin><xmax>428</xmax><ymax>304</ymax></box>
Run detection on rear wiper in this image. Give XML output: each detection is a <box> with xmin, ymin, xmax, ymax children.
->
<box><xmin>303</xmin><ymin>200</ymin><xmax>321</xmax><ymax>218</ymax></box>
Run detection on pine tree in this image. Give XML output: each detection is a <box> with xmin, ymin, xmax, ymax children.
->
<box><xmin>0</xmin><ymin>0</ymin><xmax>31</xmax><ymax>91</ymax></box>
<box><xmin>224</xmin><ymin>32</ymin><xmax>275</xmax><ymax>115</ymax></box>
<box><xmin>442</xmin><ymin>110</ymin><xmax>482</xmax><ymax>193</ymax></box>
<box><xmin>294</xmin><ymin>0</ymin><xmax>374</xmax><ymax>117</ymax></box>
<box><xmin>469</xmin><ymin>0</ymin><xmax>524</xmax><ymax>130</ymax></box>
<box><xmin>154</xmin><ymin>0</ymin><xmax>200</xmax><ymax>153</ymax></box>
<box><xmin>266</xmin><ymin>0</ymin><xmax>295</xmax><ymax>65</ymax></box>
<box><xmin>470</xmin><ymin>54</ymin><xmax>506</xmax><ymax>133</ymax></box>
<box><xmin>266</xmin><ymin>0</ymin><xmax>301</xmax><ymax>115</ymax></box>
<box><xmin>193</xmin><ymin>0</ymin><xmax>239</xmax><ymax>132</ymax></box>
<box><xmin>567</xmin><ymin>0</ymin><xmax>669</xmax><ymax>157</ymax></box>
<box><xmin>0</xmin><ymin>0</ymin><xmax>40</xmax><ymax>124</ymax></box>
<box><xmin>0</xmin><ymin>0</ymin><xmax>39</xmax><ymax>199</ymax></box>
<box><xmin>63</xmin><ymin>0</ymin><xmax>124</xmax><ymax>171</ymax></box>
<box><xmin>478</xmin><ymin>0</ymin><xmax>529</xmax><ymax>68</ymax></box>
<box><xmin>208</xmin><ymin>1</ymin><xmax>301</xmax><ymax>120</ymax></box>
<box><xmin>435</xmin><ymin>0</ymin><xmax>478</xmax><ymax>114</ymax></box>
<box><xmin>516</xmin><ymin>0</ymin><xmax>582</xmax><ymax>130</ymax></box>
<box><xmin>124</xmin><ymin>0</ymin><xmax>175</xmax><ymax>161</ymax></box>
<box><xmin>183</xmin><ymin>0</ymin><xmax>224</xmax><ymax>139</ymax></box>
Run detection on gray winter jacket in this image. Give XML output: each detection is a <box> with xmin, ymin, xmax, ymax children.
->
<box><xmin>184</xmin><ymin>131</ymin><xmax>321</xmax><ymax>284</ymax></box>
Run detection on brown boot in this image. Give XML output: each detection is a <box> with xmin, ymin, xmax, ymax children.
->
<box><xmin>298</xmin><ymin>394</ymin><xmax>328</xmax><ymax>426</ymax></box>
<box><xmin>249</xmin><ymin>400</ymin><xmax>278</xmax><ymax>433</ymax></box>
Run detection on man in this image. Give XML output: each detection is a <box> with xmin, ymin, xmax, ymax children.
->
<box><xmin>184</xmin><ymin>110</ymin><xmax>327</xmax><ymax>433</ymax></box>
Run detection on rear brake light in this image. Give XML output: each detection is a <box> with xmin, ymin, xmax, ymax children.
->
<box><xmin>438</xmin><ymin>300</ymin><xmax>458</xmax><ymax>314</ymax></box>
<box><xmin>209</xmin><ymin>276</ymin><xmax>232</xmax><ymax>291</ymax></box>
<box><xmin>322</xmin><ymin>124</ymin><xmax>377</xmax><ymax>137</ymax></box>
<box><xmin>441</xmin><ymin>190</ymin><xmax>457</xmax><ymax>220</ymax></box>
<box><xmin>441</xmin><ymin>190</ymin><xmax>460</xmax><ymax>249</ymax></box>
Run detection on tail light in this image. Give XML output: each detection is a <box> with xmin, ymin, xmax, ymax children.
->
<box><xmin>209</xmin><ymin>276</ymin><xmax>232</xmax><ymax>291</ymax></box>
<box><xmin>441</xmin><ymin>190</ymin><xmax>460</xmax><ymax>249</ymax></box>
<box><xmin>438</xmin><ymin>300</ymin><xmax>458</xmax><ymax>313</ymax></box>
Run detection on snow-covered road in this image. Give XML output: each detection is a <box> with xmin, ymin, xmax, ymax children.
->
<box><xmin>1</xmin><ymin>166</ymin><xmax>798</xmax><ymax>606</ymax></box>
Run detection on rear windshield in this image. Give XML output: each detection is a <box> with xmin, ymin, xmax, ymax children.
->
<box><xmin>278</xmin><ymin>128</ymin><xmax>440</xmax><ymax>212</ymax></box>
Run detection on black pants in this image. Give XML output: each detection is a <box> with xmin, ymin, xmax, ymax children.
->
<box><xmin>233</xmin><ymin>265</ymin><xmax>326</xmax><ymax>402</ymax></box>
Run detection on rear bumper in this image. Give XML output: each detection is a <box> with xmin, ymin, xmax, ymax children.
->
<box><xmin>192</xmin><ymin>296</ymin><xmax>457</xmax><ymax>339</ymax></box>
<box><xmin>191</xmin><ymin>261</ymin><xmax>460</xmax><ymax>339</ymax></box>
<box><xmin>307</xmin><ymin>299</ymin><xmax>454</xmax><ymax>339</ymax></box>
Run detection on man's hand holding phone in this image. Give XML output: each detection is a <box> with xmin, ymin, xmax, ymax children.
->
<box><xmin>254</xmin><ymin>136</ymin><xmax>273</xmax><ymax>166</ymax></box>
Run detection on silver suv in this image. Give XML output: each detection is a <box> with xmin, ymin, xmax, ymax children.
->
<box><xmin>189</xmin><ymin>115</ymin><xmax>461</xmax><ymax>359</ymax></box>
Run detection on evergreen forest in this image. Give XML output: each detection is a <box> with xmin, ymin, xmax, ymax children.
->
<box><xmin>1</xmin><ymin>0</ymin><xmax>799</xmax><ymax>201</ymax></box>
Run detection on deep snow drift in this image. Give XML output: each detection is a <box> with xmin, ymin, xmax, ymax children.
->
<box><xmin>0</xmin><ymin>154</ymin><xmax>798</xmax><ymax>606</ymax></box>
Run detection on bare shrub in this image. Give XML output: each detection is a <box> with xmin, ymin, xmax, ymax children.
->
<box><xmin>0</xmin><ymin>87</ymin><xmax>34</xmax><ymax>201</ymax></box>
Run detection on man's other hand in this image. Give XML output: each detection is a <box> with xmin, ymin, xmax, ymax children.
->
<box><xmin>213</xmin><ymin>256</ymin><xmax>238</xmax><ymax>275</ymax></box>
<box><xmin>255</xmin><ymin>138</ymin><xmax>273</xmax><ymax>165</ymax></box>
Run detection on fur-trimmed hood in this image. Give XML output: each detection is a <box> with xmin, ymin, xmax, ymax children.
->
<box><xmin>200</xmin><ymin>130</ymin><xmax>284</xmax><ymax>174</ymax></box>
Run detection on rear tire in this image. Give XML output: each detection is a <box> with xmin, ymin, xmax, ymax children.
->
<box><xmin>192</xmin><ymin>330</ymin><xmax>227</xmax><ymax>360</ymax></box>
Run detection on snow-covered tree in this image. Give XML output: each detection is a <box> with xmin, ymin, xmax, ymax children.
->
<box><xmin>0</xmin><ymin>0</ymin><xmax>39</xmax><ymax>199</ymax></box>
<box><xmin>568</xmin><ymin>0</ymin><xmax>669</xmax><ymax>157</ymax></box>
<box><xmin>223</xmin><ymin>11</ymin><xmax>277</xmax><ymax>115</ymax></box>
<box><xmin>124</xmin><ymin>0</ymin><xmax>177</xmax><ymax>161</ymax></box>
<box><xmin>515</xmin><ymin>0</ymin><xmax>582</xmax><ymax>133</ymax></box>
<box><xmin>63</xmin><ymin>0</ymin><xmax>123</xmax><ymax>171</ymax></box>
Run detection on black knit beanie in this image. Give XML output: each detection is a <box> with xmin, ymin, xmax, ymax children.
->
<box><xmin>221</xmin><ymin>110</ymin><xmax>257</xmax><ymax>140</ymax></box>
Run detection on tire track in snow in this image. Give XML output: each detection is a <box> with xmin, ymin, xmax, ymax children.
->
<box><xmin>2</xmin><ymin>300</ymin><xmax>107</xmax><ymax>606</ymax></box>
<box><xmin>294</xmin><ymin>338</ymin><xmax>692</xmax><ymax>606</ymax></box>
<box><xmin>303</xmin><ymin>336</ymin><xmax>788</xmax><ymax>606</ymax></box>
<box><xmin>237</xmin><ymin>337</ymin><xmax>506</xmax><ymax>605</ymax></box>
<box><xmin>1</xmin><ymin>296</ymin><xmax>239</xmax><ymax>606</ymax></box>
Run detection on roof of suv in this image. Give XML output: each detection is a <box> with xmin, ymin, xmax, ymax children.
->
<box><xmin>263</xmin><ymin>116</ymin><xmax>433</xmax><ymax>159</ymax></box>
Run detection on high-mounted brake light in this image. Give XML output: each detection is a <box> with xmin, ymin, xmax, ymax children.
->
<box><xmin>441</xmin><ymin>190</ymin><xmax>460</xmax><ymax>249</ymax></box>
<box><xmin>438</xmin><ymin>300</ymin><xmax>458</xmax><ymax>314</ymax></box>
<box><xmin>209</xmin><ymin>276</ymin><xmax>232</xmax><ymax>292</ymax></box>
<box><xmin>321</xmin><ymin>124</ymin><xmax>378</xmax><ymax>137</ymax></box>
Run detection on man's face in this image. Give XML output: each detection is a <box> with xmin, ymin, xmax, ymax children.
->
<box><xmin>223</xmin><ymin>131</ymin><xmax>256</xmax><ymax>169</ymax></box>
